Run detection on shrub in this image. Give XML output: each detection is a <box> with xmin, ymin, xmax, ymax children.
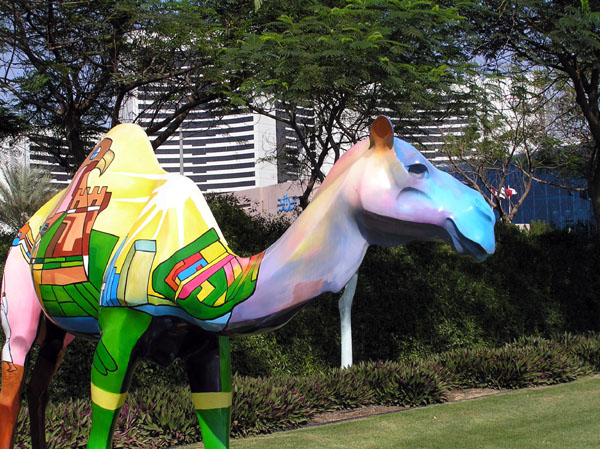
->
<box><xmin>15</xmin><ymin>399</ymin><xmax>91</xmax><ymax>449</ymax></box>
<box><xmin>348</xmin><ymin>360</ymin><xmax>451</xmax><ymax>407</ymax></box>
<box><xmin>231</xmin><ymin>376</ymin><xmax>313</xmax><ymax>437</ymax></box>
<box><xmin>11</xmin><ymin>333</ymin><xmax>600</xmax><ymax>448</ymax></box>
<box><xmin>556</xmin><ymin>332</ymin><xmax>600</xmax><ymax>371</ymax></box>
<box><xmin>435</xmin><ymin>336</ymin><xmax>590</xmax><ymax>389</ymax></box>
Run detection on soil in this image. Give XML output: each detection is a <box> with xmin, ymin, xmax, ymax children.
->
<box><xmin>306</xmin><ymin>388</ymin><xmax>502</xmax><ymax>426</ymax></box>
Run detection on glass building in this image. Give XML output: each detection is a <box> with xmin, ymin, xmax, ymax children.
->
<box><xmin>463</xmin><ymin>166</ymin><xmax>596</xmax><ymax>231</ymax></box>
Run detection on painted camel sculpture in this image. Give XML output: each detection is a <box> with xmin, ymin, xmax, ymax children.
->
<box><xmin>0</xmin><ymin>116</ymin><xmax>495</xmax><ymax>449</ymax></box>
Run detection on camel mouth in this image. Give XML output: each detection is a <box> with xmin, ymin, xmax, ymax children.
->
<box><xmin>444</xmin><ymin>219</ymin><xmax>491</xmax><ymax>261</ymax></box>
<box><xmin>357</xmin><ymin>212</ymin><xmax>493</xmax><ymax>261</ymax></box>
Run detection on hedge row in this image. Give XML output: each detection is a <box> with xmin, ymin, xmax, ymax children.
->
<box><xmin>13</xmin><ymin>332</ymin><xmax>600</xmax><ymax>449</ymax></box>
<box><xmin>228</xmin><ymin>223</ymin><xmax>600</xmax><ymax>377</ymax></box>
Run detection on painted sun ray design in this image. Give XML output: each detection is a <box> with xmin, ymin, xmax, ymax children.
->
<box><xmin>177</xmin><ymin>198</ymin><xmax>185</xmax><ymax>249</ymax></box>
<box><xmin>112</xmin><ymin>196</ymin><xmax>152</xmax><ymax>204</ymax></box>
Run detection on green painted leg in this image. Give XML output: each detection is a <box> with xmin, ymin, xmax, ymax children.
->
<box><xmin>187</xmin><ymin>336</ymin><xmax>232</xmax><ymax>449</ymax></box>
<box><xmin>195</xmin><ymin>407</ymin><xmax>231</xmax><ymax>449</ymax></box>
<box><xmin>87</xmin><ymin>308</ymin><xmax>151</xmax><ymax>449</ymax></box>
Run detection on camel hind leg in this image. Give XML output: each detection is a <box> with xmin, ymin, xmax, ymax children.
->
<box><xmin>186</xmin><ymin>336</ymin><xmax>233</xmax><ymax>449</ymax></box>
<box><xmin>27</xmin><ymin>317</ymin><xmax>74</xmax><ymax>449</ymax></box>
<box><xmin>0</xmin><ymin>246</ymin><xmax>44</xmax><ymax>449</ymax></box>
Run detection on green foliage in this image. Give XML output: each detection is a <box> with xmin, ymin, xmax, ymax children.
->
<box><xmin>557</xmin><ymin>332</ymin><xmax>600</xmax><ymax>372</ymax></box>
<box><xmin>15</xmin><ymin>398</ymin><xmax>91</xmax><ymax>449</ymax></box>
<box><xmin>14</xmin><ymin>387</ymin><xmax>202</xmax><ymax>449</ymax></box>
<box><xmin>206</xmin><ymin>194</ymin><xmax>336</xmax><ymax>376</ymax></box>
<box><xmin>435</xmin><ymin>337</ymin><xmax>589</xmax><ymax>389</ymax></box>
<box><xmin>205</xmin><ymin>194</ymin><xmax>290</xmax><ymax>257</ymax></box>
<box><xmin>1</xmin><ymin>204</ymin><xmax>600</xmax><ymax>388</ymax></box>
<box><xmin>229</xmin><ymin>0</ymin><xmax>476</xmax><ymax>206</ymax></box>
<box><xmin>348</xmin><ymin>361</ymin><xmax>451</xmax><ymax>407</ymax></box>
<box><xmin>0</xmin><ymin>105</ymin><xmax>29</xmax><ymax>139</ymax></box>
<box><xmin>0</xmin><ymin>0</ymin><xmax>250</xmax><ymax>171</ymax></box>
<box><xmin>0</xmin><ymin>163</ymin><xmax>59</xmax><ymax>233</ymax></box>
<box><xmin>341</xmin><ymin>223</ymin><xmax>600</xmax><ymax>363</ymax></box>
<box><xmin>228</xmin><ymin>287</ymin><xmax>340</xmax><ymax>377</ymax></box>
<box><xmin>0</xmin><ymin>232</ymin><xmax>13</xmax><ymax>273</ymax></box>
<box><xmin>231</xmin><ymin>376</ymin><xmax>314</xmax><ymax>436</ymax></box>
<box><xmin>230</xmin><ymin>332</ymin><xmax>331</xmax><ymax>377</ymax></box>
<box><xmin>527</xmin><ymin>219</ymin><xmax>554</xmax><ymax>236</ymax></box>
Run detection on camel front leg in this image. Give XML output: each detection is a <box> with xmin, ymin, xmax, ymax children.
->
<box><xmin>88</xmin><ymin>307</ymin><xmax>152</xmax><ymax>449</ymax></box>
<box><xmin>0</xmin><ymin>362</ymin><xmax>26</xmax><ymax>449</ymax></box>
<box><xmin>1</xmin><ymin>246</ymin><xmax>44</xmax><ymax>449</ymax></box>
<box><xmin>186</xmin><ymin>336</ymin><xmax>232</xmax><ymax>449</ymax></box>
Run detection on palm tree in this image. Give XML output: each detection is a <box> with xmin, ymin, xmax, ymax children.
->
<box><xmin>0</xmin><ymin>163</ymin><xmax>59</xmax><ymax>234</ymax></box>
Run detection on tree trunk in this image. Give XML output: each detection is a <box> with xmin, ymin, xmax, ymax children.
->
<box><xmin>589</xmin><ymin>144</ymin><xmax>600</xmax><ymax>229</ymax></box>
<box><xmin>64</xmin><ymin>117</ymin><xmax>88</xmax><ymax>174</ymax></box>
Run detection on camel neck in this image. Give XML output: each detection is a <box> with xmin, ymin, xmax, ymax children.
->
<box><xmin>225</xmin><ymin>188</ymin><xmax>368</xmax><ymax>334</ymax></box>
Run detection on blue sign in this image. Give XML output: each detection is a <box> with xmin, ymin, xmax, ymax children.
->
<box><xmin>277</xmin><ymin>194</ymin><xmax>298</xmax><ymax>213</ymax></box>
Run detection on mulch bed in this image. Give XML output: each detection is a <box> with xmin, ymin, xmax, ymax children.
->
<box><xmin>306</xmin><ymin>388</ymin><xmax>502</xmax><ymax>427</ymax></box>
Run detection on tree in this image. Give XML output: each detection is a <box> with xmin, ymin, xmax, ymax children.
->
<box><xmin>442</xmin><ymin>72</ymin><xmax>569</xmax><ymax>223</ymax></box>
<box><xmin>229</xmin><ymin>0</ymin><xmax>476</xmax><ymax>209</ymax></box>
<box><xmin>0</xmin><ymin>0</ymin><xmax>247</xmax><ymax>173</ymax></box>
<box><xmin>472</xmin><ymin>0</ymin><xmax>600</xmax><ymax>227</ymax></box>
<box><xmin>0</xmin><ymin>163</ymin><xmax>59</xmax><ymax>233</ymax></box>
<box><xmin>0</xmin><ymin>105</ymin><xmax>28</xmax><ymax>140</ymax></box>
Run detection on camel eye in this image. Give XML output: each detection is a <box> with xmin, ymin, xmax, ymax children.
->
<box><xmin>407</xmin><ymin>163</ymin><xmax>428</xmax><ymax>179</ymax></box>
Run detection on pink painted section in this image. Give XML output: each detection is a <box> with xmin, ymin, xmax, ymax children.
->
<box><xmin>312</xmin><ymin>139</ymin><xmax>369</xmax><ymax>199</ymax></box>
<box><xmin>53</xmin><ymin>169</ymin><xmax>86</xmax><ymax>215</ymax></box>
<box><xmin>178</xmin><ymin>255</ymin><xmax>235</xmax><ymax>300</ymax></box>
<box><xmin>0</xmin><ymin>247</ymin><xmax>42</xmax><ymax>366</ymax></box>
<box><xmin>223</xmin><ymin>262</ymin><xmax>235</xmax><ymax>285</ymax></box>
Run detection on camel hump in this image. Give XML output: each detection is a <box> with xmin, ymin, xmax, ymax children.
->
<box><xmin>92</xmin><ymin>123</ymin><xmax>165</xmax><ymax>176</ymax></box>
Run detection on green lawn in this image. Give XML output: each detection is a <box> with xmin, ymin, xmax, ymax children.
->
<box><xmin>181</xmin><ymin>375</ymin><xmax>600</xmax><ymax>449</ymax></box>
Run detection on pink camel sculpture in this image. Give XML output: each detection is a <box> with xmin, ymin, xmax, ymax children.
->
<box><xmin>0</xmin><ymin>116</ymin><xmax>495</xmax><ymax>448</ymax></box>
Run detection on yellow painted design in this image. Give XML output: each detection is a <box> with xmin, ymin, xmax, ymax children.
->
<box><xmin>32</xmin><ymin>269</ymin><xmax>42</xmax><ymax>286</ymax></box>
<box><xmin>91</xmin><ymin>383</ymin><xmax>127</xmax><ymax>410</ymax></box>
<box><xmin>213</xmin><ymin>293</ymin><xmax>227</xmax><ymax>307</ymax></box>
<box><xmin>251</xmin><ymin>265</ymin><xmax>260</xmax><ymax>281</ymax></box>
<box><xmin>123</xmin><ymin>250</ymin><xmax>156</xmax><ymax>306</ymax></box>
<box><xmin>195</xmin><ymin>280</ymin><xmax>215</xmax><ymax>303</ymax></box>
<box><xmin>191</xmin><ymin>392</ymin><xmax>233</xmax><ymax>410</ymax></box>
<box><xmin>148</xmin><ymin>295</ymin><xmax>175</xmax><ymax>306</ymax></box>
<box><xmin>233</xmin><ymin>263</ymin><xmax>242</xmax><ymax>278</ymax></box>
<box><xmin>201</xmin><ymin>241</ymin><xmax>227</xmax><ymax>263</ymax></box>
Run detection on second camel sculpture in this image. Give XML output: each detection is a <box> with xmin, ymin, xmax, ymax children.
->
<box><xmin>0</xmin><ymin>116</ymin><xmax>495</xmax><ymax>449</ymax></box>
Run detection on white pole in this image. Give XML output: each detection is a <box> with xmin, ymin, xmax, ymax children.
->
<box><xmin>339</xmin><ymin>272</ymin><xmax>358</xmax><ymax>368</ymax></box>
<box><xmin>179</xmin><ymin>125</ymin><xmax>184</xmax><ymax>176</ymax></box>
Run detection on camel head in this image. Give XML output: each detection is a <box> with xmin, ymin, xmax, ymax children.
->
<box><xmin>350</xmin><ymin>116</ymin><xmax>495</xmax><ymax>260</ymax></box>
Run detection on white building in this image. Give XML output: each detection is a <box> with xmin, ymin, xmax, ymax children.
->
<box><xmin>22</xmin><ymin>93</ymin><xmax>470</xmax><ymax>203</ymax></box>
<box><xmin>121</xmin><ymin>95</ymin><xmax>280</xmax><ymax>193</ymax></box>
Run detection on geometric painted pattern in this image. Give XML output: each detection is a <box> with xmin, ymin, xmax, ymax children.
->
<box><xmin>152</xmin><ymin>229</ymin><xmax>264</xmax><ymax>320</ymax></box>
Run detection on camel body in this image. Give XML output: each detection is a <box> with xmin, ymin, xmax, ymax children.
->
<box><xmin>0</xmin><ymin>117</ymin><xmax>495</xmax><ymax>449</ymax></box>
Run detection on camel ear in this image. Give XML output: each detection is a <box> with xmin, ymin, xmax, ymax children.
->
<box><xmin>369</xmin><ymin>116</ymin><xmax>394</xmax><ymax>151</ymax></box>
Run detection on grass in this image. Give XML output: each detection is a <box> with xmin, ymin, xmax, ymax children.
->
<box><xmin>179</xmin><ymin>375</ymin><xmax>600</xmax><ymax>449</ymax></box>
